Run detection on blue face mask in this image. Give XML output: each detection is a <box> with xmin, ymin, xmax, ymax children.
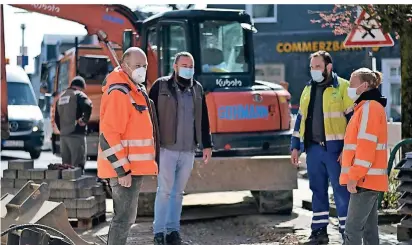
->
<box><xmin>178</xmin><ymin>67</ymin><xmax>194</xmax><ymax>79</ymax></box>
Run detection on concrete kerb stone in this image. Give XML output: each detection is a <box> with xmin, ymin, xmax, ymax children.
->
<box><xmin>1</xmin><ymin>178</ymin><xmax>15</xmax><ymax>188</ymax></box>
<box><xmin>49</xmin><ymin>189</ymin><xmax>78</xmax><ymax>199</ymax></box>
<box><xmin>29</xmin><ymin>169</ymin><xmax>46</xmax><ymax>180</ymax></box>
<box><xmin>8</xmin><ymin>160</ymin><xmax>34</xmax><ymax>170</ymax></box>
<box><xmin>14</xmin><ymin>179</ymin><xmax>29</xmax><ymax>189</ymax></box>
<box><xmin>49</xmin><ymin>198</ymin><xmax>64</xmax><ymax>203</ymax></box>
<box><xmin>45</xmin><ymin>169</ymin><xmax>62</xmax><ymax>179</ymax></box>
<box><xmin>78</xmin><ymin>187</ymin><xmax>93</xmax><ymax>198</ymax></box>
<box><xmin>66</xmin><ymin>208</ymin><xmax>77</xmax><ymax>218</ymax></box>
<box><xmin>76</xmin><ymin>196</ymin><xmax>97</xmax><ymax>209</ymax></box>
<box><xmin>1</xmin><ymin>188</ymin><xmax>19</xmax><ymax>195</ymax></box>
<box><xmin>62</xmin><ymin>168</ymin><xmax>82</xmax><ymax>180</ymax></box>
<box><xmin>17</xmin><ymin>170</ymin><xmax>31</xmax><ymax>179</ymax></box>
<box><xmin>2</xmin><ymin>169</ymin><xmax>17</xmax><ymax>179</ymax></box>
<box><xmin>48</xmin><ymin>175</ymin><xmax>91</xmax><ymax>190</ymax></box>
<box><xmin>64</xmin><ymin>199</ymin><xmax>78</xmax><ymax>209</ymax></box>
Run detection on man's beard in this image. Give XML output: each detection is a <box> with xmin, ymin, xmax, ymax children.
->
<box><xmin>176</xmin><ymin>75</ymin><xmax>193</xmax><ymax>87</ymax></box>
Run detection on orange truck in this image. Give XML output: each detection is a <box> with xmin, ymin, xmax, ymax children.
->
<box><xmin>42</xmin><ymin>44</ymin><xmax>122</xmax><ymax>158</ymax></box>
<box><xmin>4</xmin><ymin>4</ymin><xmax>297</xmax><ymax>215</ymax></box>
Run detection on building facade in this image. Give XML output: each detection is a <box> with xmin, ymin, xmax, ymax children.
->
<box><xmin>208</xmin><ymin>4</ymin><xmax>401</xmax><ymax>120</ymax></box>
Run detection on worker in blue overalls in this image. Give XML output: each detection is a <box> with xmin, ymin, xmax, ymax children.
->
<box><xmin>291</xmin><ymin>51</ymin><xmax>354</xmax><ymax>244</ymax></box>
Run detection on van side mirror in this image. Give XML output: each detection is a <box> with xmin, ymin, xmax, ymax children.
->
<box><xmin>123</xmin><ymin>29</ymin><xmax>133</xmax><ymax>53</ymax></box>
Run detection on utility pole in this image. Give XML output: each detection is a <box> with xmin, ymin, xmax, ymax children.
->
<box><xmin>19</xmin><ymin>23</ymin><xmax>27</xmax><ymax>69</ymax></box>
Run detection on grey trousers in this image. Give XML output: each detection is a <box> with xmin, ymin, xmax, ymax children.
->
<box><xmin>60</xmin><ymin>135</ymin><xmax>86</xmax><ymax>168</ymax></box>
<box><xmin>107</xmin><ymin>176</ymin><xmax>143</xmax><ymax>245</ymax></box>
<box><xmin>344</xmin><ymin>188</ymin><xmax>380</xmax><ymax>245</ymax></box>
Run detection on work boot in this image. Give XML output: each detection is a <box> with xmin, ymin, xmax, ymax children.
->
<box><xmin>166</xmin><ymin>231</ymin><xmax>185</xmax><ymax>245</ymax></box>
<box><xmin>154</xmin><ymin>233</ymin><xmax>165</xmax><ymax>245</ymax></box>
<box><xmin>302</xmin><ymin>227</ymin><xmax>329</xmax><ymax>245</ymax></box>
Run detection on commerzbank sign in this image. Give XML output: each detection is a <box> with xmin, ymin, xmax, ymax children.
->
<box><xmin>276</xmin><ymin>41</ymin><xmax>380</xmax><ymax>53</ymax></box>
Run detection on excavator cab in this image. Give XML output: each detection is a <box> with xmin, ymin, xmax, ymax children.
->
<box><xmin>138</xmin><ymin>9</ymin><xmax>291</xmax><ymax>155</ymax></box>
<box><xmin>139</xmin><ymin>9</ymin><xmax>256</xmax><ymax>91</ymax></box>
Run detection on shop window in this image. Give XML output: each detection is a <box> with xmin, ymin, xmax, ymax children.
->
<box><xmin>390</xmin><ymin>65</ymin><xmax>401</xmax><ymax>78</ymax></box>
<box><xmin>255</xmin><ymin>64</ymin><xmax>285</xmax><ymax>84</ymax></box>
<box><xmin>391</xmin><ymin>83</ymin><xmax>401</xmax><ymax>106</ymax></box>
<box><xmin>245</xmin><ymin>4</ymin><xmax>277</xmax><ymax>23</ymax></box>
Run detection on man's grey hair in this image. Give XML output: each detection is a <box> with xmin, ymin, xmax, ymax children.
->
<box><xmin>174</xmin><ymin>51</ymin><xmax>194</xmax><ymax>64</ymax></box>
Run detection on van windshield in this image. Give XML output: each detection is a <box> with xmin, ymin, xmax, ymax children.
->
<box><xmin>7</xmin><ymin>82</ymin><xmax>37</xmax><ymax>106</ymax></box>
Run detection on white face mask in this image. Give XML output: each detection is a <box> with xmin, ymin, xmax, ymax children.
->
<box><xmin>310</xmin><ymin>70</ymin><xmax>324</xmax><ymax>83</ymax></box>
<box><xmin>347</xmin><ymin>87</ymin><xmax>359</xmax><ymax>101</ymax></box>
<box><xmin>131</xmin><ymin>67</ymin><xmax>146</xmax><ymax>84</ymax></box>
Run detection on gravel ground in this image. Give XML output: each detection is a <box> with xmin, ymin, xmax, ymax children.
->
<box><xmin>78</xmin><ymin>214</ymin><xmax>300</xmax><ymax>245</ymax></box>
<box><xmin>180</xmin><ymin>216</ymin><xmax>300</xmax><ymax>245</ymax></box>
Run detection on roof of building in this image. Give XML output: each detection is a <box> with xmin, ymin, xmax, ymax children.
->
<box><xmin>41</xmin><ymin>34</ymin><xmax>87</xmax><ymax>46</ymax></box>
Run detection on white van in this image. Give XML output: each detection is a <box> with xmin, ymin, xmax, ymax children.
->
<box><xmin>1</xmin><ymin>65</ymin><xmax>44</xmax><ymax>159</ymax></box>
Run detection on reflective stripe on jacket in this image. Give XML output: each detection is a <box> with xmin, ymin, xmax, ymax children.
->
<box><xmin>339</xmin><ymin>100</ymin><xmax>388</xmax><ymax>192</ymax></box>
<box><xmin>97</xmin><ymin>67</ymin><xmax>158</xmax><ymax>178</ymax></box>
<box><xmin>291</xmin><ymin>73</ymin><xmax>354</xmax><ymax>152</ymax></box>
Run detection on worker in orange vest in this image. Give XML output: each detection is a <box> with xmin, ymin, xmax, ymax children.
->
<box><xmin>339</xmin><ymin>68</ymin><xmax>388</xmax><ymax>245</ymax></box>
<box><xmin>97</xmin><ymin>47</ymin><xmax>159</xmax><ymax>245</ymax></box>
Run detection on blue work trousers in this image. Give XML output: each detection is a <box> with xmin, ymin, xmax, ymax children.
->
<box><xmin>306</xmin><ymin>143</ymin><xmax>350</xmax><ymax>234</ymax></box>
<box><xmin>153</xmin><ymin>148</ymin><xmax>195</xmax><ymax>235</ymax></box>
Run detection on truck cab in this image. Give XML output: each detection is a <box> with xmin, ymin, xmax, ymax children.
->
<box><xmin>1</xmin><ymin>65</ymin><xmax>44</xmax><ymax>159</ymax></box>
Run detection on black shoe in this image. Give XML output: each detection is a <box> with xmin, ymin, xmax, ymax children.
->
<box><xmin>166</xmin><ymin>231</ymin><xmax>183</xmax><ymax>245</ymax></box>
<box><xmin>303</xmin><ymin>228</ymin><xmax>329</xmax><ymax>245</ymax></box>
<box><xmin>154</xmin><ymin>233</ymin><xmax>165</xmax><ymax>245</ymax></box>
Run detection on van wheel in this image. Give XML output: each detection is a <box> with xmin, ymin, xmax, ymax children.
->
<box><xmin>29</xmin><ymin>149</ymin><xmax>41</xmax><ymax>159</ymax></box>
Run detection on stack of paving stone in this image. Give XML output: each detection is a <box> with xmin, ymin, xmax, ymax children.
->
<box><xmin>1</xmin><ymin>159</ymin><xmax>106</xmax><ymax>221</ymax></box>
<box><xmin>395</xmin><ymin>152</ymin><xmax>412</xmax><ymax>241</ymax></box>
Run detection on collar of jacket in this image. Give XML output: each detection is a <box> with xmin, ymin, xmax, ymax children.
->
<box><xmin>354</xmin><ymin>88</ymin><xmax>387</xmax><ymax>110</ymax></box>
<box><xmin>306</xmin><ymin>72</ymin><xmax>339</xmax><ymax>88</ymax></box>
<box><xmin>117</xmin><ymin>67</ymin><xmax>144</xmax><ymax>92</ymax></box>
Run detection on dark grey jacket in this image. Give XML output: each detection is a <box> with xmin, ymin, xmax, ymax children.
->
<box><xmin>148</xmin><ymin>76</ymin><xmax>212</xmax><ymax>149</ymax></box>
<box><xmin>55</xmin><ymin>87</ymin><xmax>92</xmax><ymax>136</ymax></box>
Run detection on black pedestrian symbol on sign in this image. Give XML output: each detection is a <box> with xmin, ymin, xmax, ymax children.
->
<box><xmin>361</xmin><ymin>18</ymin><xmax>376</xmax><ymax>39</ymax></box>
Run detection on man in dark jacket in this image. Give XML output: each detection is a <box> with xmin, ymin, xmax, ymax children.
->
<box><xmin>149</xmin><ymin>51</ymin><xmax>212</xmax><ymax>245</ymax></box>
<box><xmin>55</xmin><ymin>76</ymin><xmax>92</xmax><ymax>169</ymax></box>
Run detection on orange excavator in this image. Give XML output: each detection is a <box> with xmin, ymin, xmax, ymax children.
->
<box><xmin>6</xmin><ymin>4</ymin><xmax>293</xmax><ymax>158</ymax></box>
<box><xmin>1</xmin><ymin>4</ymin><xmax>297</xmax><ymax>225</ymax></box>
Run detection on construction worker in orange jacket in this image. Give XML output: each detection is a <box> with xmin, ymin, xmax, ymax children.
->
<box><xmin>340</xmin><ymin>68</ymin><xmax>388</xmax><ymax>245</ymax></box>
<box><xmin>97</xmin><ymin>47</ymin><xmax>159</xmax><ymax>245</ymax></box>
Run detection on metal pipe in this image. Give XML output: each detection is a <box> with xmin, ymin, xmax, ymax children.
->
<box><xmin>75</xmin><ymin>37</ymin><xmax>79</xmax><ymax>75</ymax></box>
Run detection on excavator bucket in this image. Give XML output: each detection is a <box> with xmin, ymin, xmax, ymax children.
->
<box><xmin>1</xmin><ymin>181</ymin><xmax>94</xmax><ymax>245</ymax></box>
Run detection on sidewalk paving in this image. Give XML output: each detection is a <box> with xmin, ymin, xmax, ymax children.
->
<box><xmin>77</xmin><ymin>177</ymin><xmax>402</xmax><ymax>244</ymax></box>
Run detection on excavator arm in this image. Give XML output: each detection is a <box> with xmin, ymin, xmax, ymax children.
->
<box><xmin>9</xmin><ymin>4</ymin><xmax>140</xmax><ymax>66</ymax></box>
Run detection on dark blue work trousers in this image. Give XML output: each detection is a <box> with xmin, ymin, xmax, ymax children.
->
<box><xmin>306</xmin><ymin>143</ymin><xmax>350</xmax><ymax>234</ymax></box>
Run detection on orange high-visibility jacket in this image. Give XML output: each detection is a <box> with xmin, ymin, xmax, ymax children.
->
<box><xmin>97</xmin><ymin>67</ymin><xmax>158</xmax><ymax>178</ymax></box>
<box><xmin>339</xmin><ymin>100</ymin><xmax>388</xmax><ymax>192</ymax></box>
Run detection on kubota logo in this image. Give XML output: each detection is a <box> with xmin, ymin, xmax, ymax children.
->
<box><xmin>31</xmin><ymin>4</ymin><xmax>60</xmax><ymax>13</ymax></box>
<box><xmin>216</xmin><ymin>78</ymin><xmax>242</xmax><ymax>87</ymax></box>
